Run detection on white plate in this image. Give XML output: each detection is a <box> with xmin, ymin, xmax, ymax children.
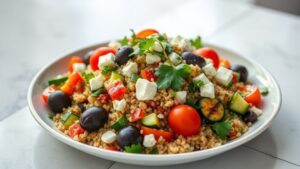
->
<box><xmin>27</xmin><ymin>42</ymin><xmax>281</xmax><ymax>166</ymax></box>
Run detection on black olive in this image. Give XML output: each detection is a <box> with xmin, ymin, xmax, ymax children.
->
<box><xmin>83</xmin><ymin>50</ymin><xmax>94</xmax><ymax>65</ymax></box>
<box><xmin>243</xmin><ymin>111</ymin><xmax>257</xmax><ymax>123</ymax></box>
<box><xmin>47</xmin><ymin>91</ymin><xmax>71</xmax><ymax>114</ymax></box>
<box><xmin>232</xmin><ymin>65</ymin><xmax>248</xmax><ymax>82</ymax></box>
<box><xmin>80</xmin><ymin>107</ymin><xmax>108</xmax><ymax>132</ymax></box>
<box><xmin>78</xmin><ymin>102</ymin><xmax>87</xmax><ymax>112</ymax></box>
<box><xmin>182</xmin><ymin>52</ymin><xmax>206</xmax><ymax>67</ymax></box>
<box><xmin>117</xmin><ymin>126</ymin><xmax>143</xmax><ymax>149</ymax></box>
<box><xmin>115</xmin><ymin>46</ymin><xmax>134</xmax><ymax>65</ymax></box>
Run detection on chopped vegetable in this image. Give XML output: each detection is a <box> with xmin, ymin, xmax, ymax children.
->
<box><xmin>101</xmin><ymin>66</ymin><xmax>118</xmax><ymax>75</ymax></box>
<box><xmin>121</xmin><ymin>36</ymin><xmax>129</xmax><ymax>46</ymax></box>
<box><xmin>109</xmin><ymin>72</ymin><xmax>124</xmax><ymax>83</ymax></box>
<box><xmin>82</xmin><ymin>72</ymin><xmax>94</xmax><ymax>82</ymax></box>
<box><xmin>136</xmin><ymin>29</ymin><xmax>159</xmax><ymax>39</ymax></box>
<box><xmin>141</xmin><ymin>113</ymin><xmax>160</xmax><ymax>128</ymax></box>
<box><xmin>229</xmin><ymin>92</ymin><xmax>249</xmax><ymax>115</ymax></box>
<box><xmin>107</xmin><ymin>81</ymin><xmax>127</xmax><ymax>100</ymax></box>
<box><xmin>61</xmin><ymin>72</ymin><xmax>84</xmax><ymax>95</ymax></box>
<box><xmin>89</xmin><ymin>47</ymin><xmax>116</xmax><ymax>71</ymax></box>
<box><xmin>111</xmin><ymin>115</ymin><xmax>129</xmax><ymax>131</ymax></box>
<box><xmin>130</xmin><ymin>108</ymin><xmax>146</xmax><ymax>122</ymax></box>
<box><xmin>190</xmin><ymin>36</ymin><xmax>203</xmax><ymax>49</ymax></box>
<box><xmin>232</xmin><ymin>72</ymin><xmax>240</xmax><ymax>83</ymax></box>
<box><xmin>141</xmin><ymin>69</ymin><xmax>157</xmax><ymax>82</ymax></box>
<box><xmin>61</xmin><ymin>112</ymin><xmax>79</xmax><ymax>127</ymax></box>
<box><xmin>198</xmin><ymin>98</ymin><xmax>225</xmax><ymax>122</ymax></box>
<box><xmin>124</xmin><ymin>143</ymin><xmax>143</xmax><ymax>153</ymax></box>
<box><xmin>194</xmin><ymin>48</ymin><xmax>220</xmax><ymax>68</ymax></box>
<box><xmin>42</xmin><ymin>86</ymin><xmax>56</xmax><ymax>103</ymax></box>
<box><xmin>130</xmin><ymin>73</ymin><xmax>140</xmax><ymax>82</ymax></box>
<box><xmin>260</xmin><ymin>87</ymin><xmax>269</xmax><ymax>96</ymax></box>
<box><xmin>69</xmin><ymin>123</ymin><xmax>85</xmax><ymax>138</ymax></box>
<box><xmin>68</xmin><ymin>56</ymin><xmax>84</xmax><ymax>72</ymax></box>
<box><xmin>48</xmin><ymin>76</ymin><xmax>68</xmax><ymax>86</ymax></box>
<box><xmin>141</xmin><ymin>126</ymin><xmax>173</xmax><ymax>142</ymax></box>
<box><xmin>243</xmin><ymin>85</ymin><xmax>262</xmax><ymax>106</ymax></box>
<box><xmin>91</xmin><ymin>88</ymin><xmax>105</xmax><ymax>97</ymax></box>
<box><xmin>212</xmin><ymin>121</ymin><xmax>232</xmax><ymax>140</ymax></box>
<box><xmin>219</xmin><ymin>58</ymin><xmax>231</xmax><ymax>69</ymax></box>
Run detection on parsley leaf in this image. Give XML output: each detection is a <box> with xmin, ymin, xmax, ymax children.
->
<box><xmin>190</xmin><ymin>36</ymin><xmax>203</xmax><ymax>49</ymax></box>
<box><xmin>260</xmin><ymin>87</ymin><xmax>269</xmax><ymax>96</ymax></box>
<box><xmin>188</xmin><ymin>80</ymin><xmax>204</xmax><ymax>92</ymax></box>
<box><xmin>155</xmin><ymin>64</ymin><xmax>190</xmax><ymax>91</ymax></box>
<box><xmin>91</xmin><ymin>88</ymin><xmax>105</xmax><ymax>97</ymax></box>
<box><xmin>82</xmin><ymin>72</ymin><xmax>94</xmax><ymax>82</ymax></box>
<box><xmin>212</xmin><ymin>121</ymin><xmax>232</xmax><ymax>140</ymax></box>
<box><xmin>124</xmin><ymin>144</ymin><xmax>143</xmax><ymax>153</ymax></box>
<box><xmin>185</xmin><ymin>99</ymin><xmax>197</xmax><ymax>109</ymax></box>
<box><xmin>101</xmin><ymin>66</ymin><xmax>117</xmax><ymax>75</ymax></box>
<box><xmin>121</xmin><ymin>36</ymin><xmax>129</xmax><ymax>46</ymax></box>
<box><xmin>139</xmin><ymin>38</ymin><xmax>155</xmax><ymax>55</ymax></box>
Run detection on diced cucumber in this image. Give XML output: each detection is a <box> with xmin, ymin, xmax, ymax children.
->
<box><xmin>109</xmin><ymin>72</ymin><xmax>123</xmax><ymax>82</ymax></box>
<box><xmin>141</xmin><ymin>113</ymin><xmax>160</xmax><ymax>128</ymax></box>
<box><xmin>111</xmin><ymin>115</ymin><xmax>129</xmax><ymax>131</ymax></box>
<box><xmin>198</xmin><ymin>98</ymin><xmax>225</xmax><ymax>122</ymax></box>
<box><xmin>48</xmin><ymin>76</ymin><xmax>68</xmax><ymax>86</ymax></box>
<box><xmin>229</xmin><ymin>92</ymin><xmax>249</xmax><ymax>115</ymax></box>
<box><xmin>61</xmin><ymin>112</ymin><xmax>79</xmax><ymax>127</ymax></box>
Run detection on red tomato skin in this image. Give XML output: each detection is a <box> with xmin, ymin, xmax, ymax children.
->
<box><xmin>68</xmin><ymin>56</ymin><xmax>83</xmax><ymax>72</ymax></box>
<box><xmin>107</xmin><ymin>81</ymin><xmax>127</xmax><ymax>100</ymax></box>
<box><xmin>219</xmin><ymin>58</ymin><xmax>231</xmax><ymax>69</ymax></box>
<box><xmin>168</xmin><ymin>105</ymin><xmax>201</xmax><ymax>137</ymax></box>
<box><xmin>136</xmin><ymin>29</ymin><xmax>159</xmax><ymax>39</ymax></box>
<box><xmin>89</xmin><ymin>47</ymin><xmax>116</xmax><ymax>71</ymax></box>
<box><xmin>194</xmin><ymin>48</ymin><xmax>220</xmax><ymax>68</ymax></box>
<box><xmin>42</xmin><ymin>86</ymin><xmax>56</xmax><ymax>103</ymax></box>
<box><xmin>61</xmin><ymin>72</ymin><xmax>84</xmax><ymax>95</ymax></box>
<box><xmin>244</xmin><ymin>85</ymin><xmax>262</xmax><ymax>106</ymax></box>
<box><xmin>141</xmin><ymin>126</ymin><xmax>173</xmax><ymax>142</ymax></box>
<box><xmin>69</xmin><ymin>124</ymin><xmax>85</xmax><ymax>138</ymax></box>
<box><xmin>105</xmin><ymin>146</ymin><xmax>119</xmax><ymax>151</ymax></box>
<box><xmin>130</xmin><ymin>108</ymin><xmax>146</xmax><ymax>122</ymax></box>
<box><xmin>140</xmin><ymin>70</ymin><xmax>157</xmax><ymax>82</ymax></box>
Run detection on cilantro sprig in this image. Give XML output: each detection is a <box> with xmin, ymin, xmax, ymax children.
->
<box><xmin>190</xmin><ymin>36</ymin><xmax>203</xmax><ymax>49</ymax></box>
<box><xmin>212</xmin><ymin>121</ymin><xmax>232</xmax><ymax>140</ymax></box>
<box><xmin>155</xmin><ymin>64</ymin><xmax>190</xmax><ymax>91</ymax></box>
<box><xmin>124</xmin><ymin>144</ymin><xmax>143</xmax><ymax>153</ymax></box>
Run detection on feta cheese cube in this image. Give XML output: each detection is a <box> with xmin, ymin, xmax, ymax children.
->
<box><xmin>151</xmin><ymin>41</ymin><xmax>165</xmax><ymax>52</ymax></box>
<box><xmin>169</xmin><ymin>52</ymin><xmax>182</xmax><ymax>65</ymax></box>
<box><xmin>146</xmin><ymin>54</ymin><xmax>161</xmax><ymax>64</ymax></box>
<box><xmin>98</xmin><ymin>53</ymin><xmax>115</xmax><ymax>69</ymax></box>
<box><xmin>73</xmin><ymin>63</ymin><xmax>86</xmax><ymax>72</ymax></box>
<box><xmin>193</xmin><ymin>73</ymin><xmax>210</xmax><ymax>85</ymax></box>
<box><xmin>200</xmin><ymin>83</ymin><xmax>215</xmax><ymax>99</ymax></box>
<box><xmin>170</xmin><ymin>35</ymin><xmax>193</xmax><ymax>52</ymax></box>
<box><xmin>89</xmin><ymin>75</ymin><xmax>104</xmax><ymax>91</ymax></box>
<box><xmin>215</xmin><ymin>67</ymin><xmax>233</xmax><ymax>86</ymax></box>
<box><xmin>250</xmin><ymin>106</ymin><xmax>263</xmax><ymax>116</ymax></box>
<box><xmin>113</xmin><ymin>99</ymin><xmax>126</xmax><ymax>111</ymax></box>
<box><xmin>122</xmin><ymin>62</ymin><xmax>138</xmax><ymax>76</ymax></box>
<box><xmin>202</xmin><ymin>63</ymin><xmax>216</xmax><ymax>78</ymax></box>
<box><xmin>108</xmin><ymin>40</ymin><xmax>121</xmax><ymax>50</ymax></box>
<box><xmin>143</xmin><ymin>134</ymin><xmax>157</xmax><ymax>148</ymax></box>
<box><xmin>157</xmin><ymin>114</ymin><xmax>164</xmax><ymax>119</ymax></box>
<box><xmin>175</xmin><ymin>91</ymin><xmax>187</xmax><ymax>104</ymax></box>
<box><xmin>204</xmin><ymin>58</ymin><xmax>213</xmax><ymax>65</ymax></box>
<box><xmin>101</xmin><ymin>130</ymin><xmax>117</xmax><ymax>144</ymax></box>
<box><xmin>136</xmin><ymin>78</ymin><xmax>157</xmax><ymax>100</ymax></box>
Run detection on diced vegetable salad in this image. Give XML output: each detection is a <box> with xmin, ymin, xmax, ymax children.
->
<box><xmin>43</xmin><ymin>29</ymin><xmax>267</xmax><ymax>154</ymax></box>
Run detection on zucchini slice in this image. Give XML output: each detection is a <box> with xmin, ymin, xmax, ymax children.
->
<box><xmin>229</xmin><ymin>92</ymin><xmax>249</xmax><ymax>115</ymax></box>
<box><xmin>61</xmin><ymin>112</ymin><xmax>79</xmax><ymax>127</ymax></box>
<box><xmin>141</xmin><ymin>113</ymin><xmax>160</xmax><ymax>128</ymax></box>
<box><xmin>199</xmin><ymin>98</ymin><xmax>225</xmax><ymax>122</ymax></box>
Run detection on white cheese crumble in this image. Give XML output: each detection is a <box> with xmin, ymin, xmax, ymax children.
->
<box><xmin>193</xmin><ymin>73</ymin><xmax>210</xmax><ymax>85</ymax></box>
<box><xmin>89</xmin><ymin>75</ymin><xmax>104</xmax><ymax>91</ymax></box>
<box><xmin>98</xmin><ymin>53</ymin><xmax>115</xmax><ymax>69</ymax></box>
<box><xmin>146</xmin><ymin>54</ymin><xmax>161</xmax><ymax>64</ymax></box>
<box><xmin>135</xmin><ymin>78</ymin><xmax>157</xmax><ymax>100</ymax></box>
<box><xmin>113</xmin><ymin>99</ymin><xmax>127</xmax><ymax>111</ymax></box>
<box><xmin>200</xmin><ymin>83</ymin><xmax>215</xmax><ymax>99</ymax></box>
<box><xmin>202</xmin><ymin>63</ymin><xmax>217</xmax><ymax>78</ymax></box>
<box><xmin>101</xmin><ymin>130</ymin><xmax>117</xmax><ymax>144</ymax></box>
<box><xmin>143</xmin><ymin>134</ymin><xmax>157</xmax><ymax>148</ymax></box>
<box><xmin>122</xmin><ymin>62</ymin><xmax>138</xmax><ymax>76</ymax></box>
<box><xmin>215</xmin><ymin>67</ymin><xmax>233</xmax><ymax>86</ymax></box>
<box><xmin>175</xmin><ymin>91</ymin><xmax>187</xmax><ymax>104</ymax></box>
<box><xmin>73</xmin><ymin>63</ymin><xmax>86</xmax><ymax>72</ymax></box>
<box><xmin>108</xmin><ymin>40</ymin><xmax>121</xmax><ymax>50</ymax></box>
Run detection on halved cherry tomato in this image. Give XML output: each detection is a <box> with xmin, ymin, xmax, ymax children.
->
<box><xmin>107</xmin><ymin>81</ymin><xmax>127</xmax><ymax>100</ymax></box>
<box><xmin>141</xmin><ymin>126</ymin><xmax>173</xmax><ymax>142</ymax></box>
<box><xmin>42</xmin><ymin>86</ymin><xmax>56</xmax><ymax>103</ymax></box>
<box><xmin>61</xmin><ymin>72</ymin><xmax>84</xmax><ymax>95</ymax></box>
<box><xmin>244</xmin><ymin>85</ymin><xmax>261</xmax><ymax>106</ymax></box>
<box><xmin>130</xmin><ymin>108</ymin><xmax>146</xmax><ymax>122</ymax></box>
<box><xmin>194</xmin><ymin>48</ymin><xmax>219</xmax><ymax>68</ymax></box>
<box><xmin>168</xmin><ymin>105</ymin><xmax>201</xmax><ymax>137</ymax></box>
<box><xmin>136</xmin><ymin>29</ymin><xmax>159</xmax><ymax>39</ymax></box>
<box><xmin>68</xmin><ymin>56</ymin><xmax>83</xmax><ymax>72</ymax></box>
<box><xmin>69</xmin><ymin>123</ymin><xmax>85</xmax><ymax>138</ymax></box>
<box><xmin>140</xmin><ymin>70</ymin><xmax>157</xmax><ymax>82</ymax></box>
<box><xmin>219</xmin><ymin>58</ymin><xmax>231</xmax><ymax>69</ymax></box>
<box><xmin>89</xmin><ymin>47</ymin><xmax>116</xmax><ymax>71</ymax></box>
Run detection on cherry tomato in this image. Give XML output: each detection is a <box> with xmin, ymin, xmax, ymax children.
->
<box><xmin>89</xmin><ymin>47</ymin><xmax>116</xmax><ymax>71</ymax></box>
<box><xmin>140</xmin><ymin>70</ymin><xmax>157</xmax><ymax>82</ymax></box>
<box><xmin>194</xmin><ymin>48</ymin><xmax>219</xmax><ymax>68</ymax></box>
<box><xmin>61</xmin><ymin>72</ymin><xmax>84</xmax><ymax>95</ymax></box>
<box><xmin>244</xmin><ymin>85</ymin><xmax>262</xmax><ymax>106</ymax></box>
<box><xmin>42</xmin><ymin>86</ymin><xmax>56</xmax><ymax>103</ymax></box>
<box><xmin>219</xmin><ymin>58</ymin><xmax>231</xmax><ymax>69</ymax></box>
<box><xmin>69</xmin><ymin>123</ymin><xmax>85</xmax><ymax>138</ymax></box>
<box><xmin>107</xmin><ymin>81</ymin><xmax>127</xmax><ymax>100</ymax></box>
<box><xmin>68</xmin><ymin>56</ymin><xmax>83</xmax><ymax>72</ymax></box>
<box><xmin>141</xmin><ymin>126</ymin><xmax>173</xmax><ymax>142</ymax></box>
<box><xmin>130</xmin><ymin>108</ymin><xmax>146</xmax><ymax>122</ymax></box>
<box><xmin>136</xmin><ymin>29</ymin><xmax>159</xmax><ymax>39</ymax></box>
<box><xmin>168</xmin><ymin>105</ymin><xmax>201</xmax><ymax>137</ymax></box>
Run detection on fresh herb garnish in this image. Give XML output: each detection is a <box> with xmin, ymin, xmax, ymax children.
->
<box><xmin>149</xmin><ymin>148</ymin><xmax>158</xmax><ymax>154</ymax></box>
<box><xmin>212</xmin><ymin>121</ymin><xmax>232</xmax><ymax>140</ymax></box>
<box><xmin>185</xmin><ymin>99</ymin><xmax>198</xmax><ymax>109</ymax></box>
<box><xmin>48</xmin><ymin>76</ymin><xmax>68</xmax><ymax>86</ymax></box>
<box><xmin>48</xmin><ymin>114</ymin><xmax>54</xmax><ymax>120</ymax></box>
<box><xmin>155</xmin><ymin>64</ymin><xmax>190</xmax><ymax>91</ymax></box>
<box><xmin>139</xmin><ymin>37</ymin><xmax>155</xmax><ymax>55</ymax></box>
<box><xmin>121</xmin><ymin>36</ymin><xmax>129</xmax><ymax>46</ymax></box>
<box><xmin>91</xmin><ymin>88</ymin><xmax>105</xmax><ymax>97</ymax></box>
<box><xmin>188</xmin><ymin>80</ymin><xmax>204</xmax><ymax>92</ymax></box>
<box><xmin>260</xmin><ymin>87</ymin><xmax>269</xmax><ymax>96</ymax></box>
<box><xmin>130</xmin><ymin>73</ymin><xmax>140</xmax><ymax>82</ymax></box>
<box><xmin>124</xmin><ymin>143</ymin><xmax>143</xmax><ymax>153</ymax></box>
<box><xmin>101</xmin><ymin>66</ymin><xmax>118</xmax><ymax>75</ymax></box>
<box><xmin>82</xmin><ymin>72</ymin><xmax>94</xmax><ymax>82</ymax></box>
<box><xmin>190</xmin><ymin>36</ymin><xmax>203</xmax><ymax>49</ymax></box>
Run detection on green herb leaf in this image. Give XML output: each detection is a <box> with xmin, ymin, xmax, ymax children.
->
<box><xmin>82</xmin><ymin>73</ymin><xmax>94</xmax><ymax>82</ymax></box>
<box><xmin>149</xmin><ymin>148</ymin><xmax>158</xmax><ymax>154</ymax></box>
<box><xmin>139</xmin><ymin>38</ymin><xmax>155</xmax><ymax>54</ymax></box>
<box><xmin>48</xmin><ymin>76</ymin><xmax>68</xmax><ymax>86</ymax></box>
<box><xmin>121</xmin><ymin>36</ymin><xmax>129</xmax><ymax>46</ymax></box>
<box><xmin>101</xmin><ymin>66</ymin><xmax>118</xmax><ymax>75</ymax></box>
<box><xmin>124</xmin><ymin>144</ymin><xmax>143</xmax><ymax>153</ymax></box>
<box><xmin>91</xmin><ymin>88</ymin><xmax>105</xmax><ymax>97</ymax></box>
<box><xmin>188</xmin><ymin>80</ymin><xmax>204</xmax><ymax>92</ymax></box>
<box><xmin>185</xmin><ymin>99</ymin><xmax>197</xmax><ymax>109</ymax></box>
<box><xmin>111</xmin><ymin>115</ymin><xmax>129</xmax><ymax>131</ymax></box>
<box><xmin>212</xmin><ymin>121</ymin><xmax>232</xmax><ymax>140</ymax></box>
<box><xmin>130</xmin><ymin>74</ymin><xmax>140</xmax><ymax>82</ymax></box>
<box><xmin>190</xmin><ymin>36</ymin><xmax>203</xmax><ymax>49</ymax></box>
<box><xmin>48</xmin><ymin>114</ymin><xmax>54</xmax><ymax>120</ymax></box>
<box><xmin>175</xmin><ymin>64</ymin><xmax>190</xmax><ymax>77</ymax></box>
<box><xmin>260</xmin><ymin>87</ymin><xmax>269</xmax><ymax>96</ymax></box>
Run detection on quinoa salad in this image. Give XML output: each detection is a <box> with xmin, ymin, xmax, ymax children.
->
<box><xmin>42</xmin><ymin>29</ymin><xmax>268</xmax><ymax>154</ymax></box>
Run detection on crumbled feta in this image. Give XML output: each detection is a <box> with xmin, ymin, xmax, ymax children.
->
<box><xmin>146</xmin><ymin>54</ymin><xmax>161</xmax><ymax>64</ymax></box>
<box><xmin>169</xmin><ymin>52</ymin><xmax>182</xmax><ymax>65</ymax></box>
<box><xmin>136</xmin><ymin>78</ymin><xmax>157</xmax><ymax>100</ymax></box>
<box><xmin>215</xmin><ymin>67</ymin><xmax>233</xmax><ymax>86</ymax></box>
<box><xmin>108</xmin><ymin>40</ymin><xmax>121</xmax><ymax>50</ymax></box>
<box><xmin>73</xmin><ymin>63</ymin><xmax>86</xmax><ymax>72</ymax></box>
<box><xmin>98</xmin><ymin>53</ymin><xmax>115</xmax><ymax>69</ymax></box>
<box><xmin>157</xmin><ymin>114</ymin><xmax>164</xmax><ymax>119</ymax></box>
<box><xmin>143</xmin><ymin>134</ymin><xmax>157</xmax><ymax>148</ymax></box>
<box><xmin>89</xmin><ymin>75</ymin><xmax>104</xmax><ymax>91</ymax></box>
<box><xmin>113</xmin><ymin>99</ymin><xmax>126</xmax><ymax>111</ymax></box>
<box><xmin>250</xmin><ymin>106</ymin><xmax>263</xmax><ymax>116</ymax></box>
<box><xmin>175</xmin><ymin>91</ymin><xmax>187</xmax><ymax>104</ymax></box>
<box><xmin>193</xmin><ymin>73</ymin><xmax>210</xmax><ymax>85</ymax></box>
<box><xmin>101</xmin><ymin>130</ymin><xmax>117</xmax><ymax>144</ymax></box>
<box><xmin>151</xmin><ymin>41</ymin><xmax>166</xmax><ymax>52</ymax></box>
<box><xmin>170</xmin><ymin>35</ymin><xmax>193</xmax><ymax>52</ymax></box>
<box><xmin>202</xmin><ymin>63</ymin><xmax>216</xmax><ymax>78</ymax></box>
<box><xmin>200</xmin><ymin>83</ymin><xmax>215</xmax><ymax>99</ymax></box>
<box><xmin>122</xmin><ymin>62</ymin><xmax>138</xmax><ymax>76</ymax></box>
<box><xmin>204</xmin><ymin>58</ymin><xmax>213</xmax><ymax>65</ymax></box>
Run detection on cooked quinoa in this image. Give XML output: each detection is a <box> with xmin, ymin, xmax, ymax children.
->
<box><xmin>44</xmin><ymin>29</ymin><xmax>264</xmax><ymax>154</ymax></box>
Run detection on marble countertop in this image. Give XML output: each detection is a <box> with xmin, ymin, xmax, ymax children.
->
<box><xmin>1</xmin><ymin>0</ymin><xmax>300</xmax><ymax>168</ymax></box>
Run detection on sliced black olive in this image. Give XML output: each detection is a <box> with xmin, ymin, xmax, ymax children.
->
<box><xmin>80</xmin><ymin>107</ymin><xmax>108</xmax><ymax>132</ymax></box>
<box><xmin>115</xmin><ymin>46</ymin><xmax>134</xmax><ymax>65</ymax></box>
<box><xmin>232</xmin><ymin>65</ymin><xmax>248</xmax><ymax>82</ymax></box>
<box><xmin>243</xmin><ymin>110</ymin><xmax>257</xmax><ymax>123</ymax></box>
<box><xmin>117</xmin><ymin>126</ymin><xmax>142</xmax><ymax>149</ymax></box>
<box><xmin>47</xmin><ymin>91</ymin><xmax>71</xmax><ymax>114</ymax></box>
<box><xmin>83</xmin><ymin>50</ymin><xmax>94</xmax><ymax>65</ymax></box>
<box><xmin>182</xmin><ymin>52</ymin><xmax>206</xmax><ymax>67</ymax></box>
